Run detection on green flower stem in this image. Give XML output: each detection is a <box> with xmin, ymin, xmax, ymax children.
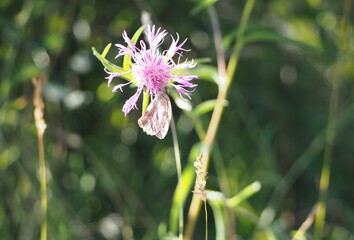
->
<box><xmin>142</xmin><ymin>91</ymin><xmax>149</xmax><ymax>114</ymax></box>
<box><xmin>314</xmin><ymin>0</ymin><xmax>351</xmax><ymax>238</ymax></box>
<box><xmin>184</xmin><ymin>1</ymin><xmax>255</xmax><ymax>239</ymax></box>
<box><xmin>204</xmin><ymin>201</ymin><xmax>208</xmax><ymax>240</ymax></box>
<box><xmin>38</xmin><ymin>132</ymin><xmax>47</xmax><ymax>240</ymax></box>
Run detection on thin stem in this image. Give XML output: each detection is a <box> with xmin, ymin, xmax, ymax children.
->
<box><xmin>184</xmin><ymin>1</ymin><xmax>255</xmax><ymax>239</ymax></box>
<box><xmin>142</xmin><ymin>91</ymin><xmax>149</xmax><ymax>114</ymax></box>
<box><xmin>38</xmin><ymin>133</ymin><xmax>47</xmax><ymax>240</ymax></box>
<box><xmin>33</xmin><ymin>76</ymin><xmax>48</xmax><ymax>240</ymax></box>
<box><xmin>204</xmin><ymin>201</ymin><xmax>208</xmax><ymax>240</ymax></box>
<box><xmin>208</xmin><ymin>7</ymin><xmax>227</xmax><ymax>89</ymax></box>
<box><xmin>292</xmin><ymin>206</ymin><xmax>316</xmax><ymax>240</ymax></box>
<box><xmin>314</xmin><ymin>0</ymin><xmax>351</xmax><ymax>238</ymax></box>
<box><xmin>170</xmin><ymin>116</ymin><xmax>183</xmax><ymax>240</ymax></box>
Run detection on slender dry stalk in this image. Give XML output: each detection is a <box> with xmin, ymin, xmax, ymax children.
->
<box><xmin>292</xmin><ymin>206</ymin><xmax>316</xmax><ymax>240</ymax></box>
<box><xmin>32</xmin><ymin>76</ymin><xmax>48</xmax><ymax>240</ymax></box>
<box><xmin>193</xmin><ymin>154</ymin><xmax>208</xmax><ymax>240</ymax></box>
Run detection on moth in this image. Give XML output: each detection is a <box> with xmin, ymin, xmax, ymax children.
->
<box><xmin>138</xmin><ymin>92</ymin><xmax>172</xmax><ymax>139</ymax></box>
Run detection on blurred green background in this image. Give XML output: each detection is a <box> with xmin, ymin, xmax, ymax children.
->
<box><xmin>1</xmin><ymin>0</ymin><xmax>354</xmax><ymax>239</ymax></box>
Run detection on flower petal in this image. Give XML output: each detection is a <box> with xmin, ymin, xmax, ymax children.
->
<box><xmin>112</xmin><ymin>81</ymin><xmax>132</xmax><ymax>92</ymax></box>
<box><xmin>146</xmin><ymin>25</ymin><xmax>167</xmax><ymax>52</ymax></box>
<box><xmin>115</xmin><ymin>44</ymin><xmax>134</xmax><ymax>58</ymax></box>
<box><xmin>164</xmin><ymin>34</ymin><xmax>189</xmax><ymax>60</ymax></box>
<box><xmin>122</xmin><ymin>31</ymin><xmax>138</xmax><ymax>52</ymax></box>
<box><xmin>171</xmin><ymin>84</ymin><xmax>194</xmax><ymax>99</ymax></box>
<box><xmin>175</xmin><ymin>59</ymin><xmax>197</xmax><ymax>69</ymax></box>
<box><xmin>104</xmin><ymin>68</ymin><xmax>121</xmax><ymax>86</ymax></box>
<box><xmin>122</xmin><ymin>86</ymin><xmax>143</xmax><ymax>115</ymax></box>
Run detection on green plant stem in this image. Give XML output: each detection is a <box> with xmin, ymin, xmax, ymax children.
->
<box><xmin>142</xmin><ymin>91</ymin><xmax>149</xmax><ymax>114</ymax></box>
<box><xmin>38</xmin><ymin>133</ymin><xmax>47</xmax><ymax>240</ymax></box>
<box><xmin>184</xmin><ymin>1</ymin><xmax>255</xmax><ymax>239</ymax></box>
<box><xmin>170</xmin><ymin>116</ymin><xmax>184</xmax><ymax>240</ymax></box>
<box><xmin>314</xmin><ymin>0</ymin><xmax>351</xmax><ymax>238</ymax></box>
<box><xmin>204</xmin><ymin>201</ymin><xmax>208</xmax><ymax>240</ymax></box>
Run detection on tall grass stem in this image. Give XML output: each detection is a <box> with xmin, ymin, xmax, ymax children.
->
<box><xmin>170</xmin><ymin>116</ymin><xmax>183</xmax><ymax>240</ymax></box>
<box><xmin>184</xmin><ymin>0</ymin><xmax>255</xmax><ymax>239</ymax></box>
<box><xmin>314</xmin><ymin>0</ymin><xmax>351</xmax><ymax>238</ymax></box>
<box><xmin>33</xmin><ymin>77</ymin><xmax>48</xmax><ymax>240</ymax></box>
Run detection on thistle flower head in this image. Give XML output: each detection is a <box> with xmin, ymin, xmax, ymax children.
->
<box><xmin>106</xmin><ymin>25</ymin><xmax>198</xmax><ymax>116</ymax></box>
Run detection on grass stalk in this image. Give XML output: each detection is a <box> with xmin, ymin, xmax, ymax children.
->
<box><xmin>170</xmin><ymin>116</ymin><xmax>184</xmax><ymax>240</ymax></box>
<box><xmin>314</xmin><ymin>0</ymin><xmax>351</xmax><ymax>238</ymax></box>
<box><xmin>32</xmin><ymin>76</ymin><xmax>48</xmax><ymax>240</ymax></box>
<box><xmin>38</xmin><ymin>127</ymin><xmax>47</xmax><ymax>240</ymax></box>
<box><xmin>204</xmin><ymin>201</ymin><xmax>208</xmax><ymax>240</ymax></box>
<box><xmin>184</xmin><ymin>1</ymin><xmax>255</xmax><ymax>239</ymax></box>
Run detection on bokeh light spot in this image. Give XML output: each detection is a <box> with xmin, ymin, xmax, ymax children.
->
<box><xmin>32</xmin><ymin>47</ymin><xmax>50</xmax><ymax>69</ymax></box>
<box><xmin>280</xmin><ymin>65</ymin><xmax>297</xmax><ymax>85</ymax></box>
<box><xmin>80</xmin><ymin>173</ymin><xmax>96</xmax><ymax>192</ymax></box>
<box><xmin>73</xmin><ymin>19</ymin><xmax>91</xmax><ymax>41</ymax></box>
<box><xmin>190</xmin><ymin>30</ymin><xmax>210</xmax><ymax>50</ymax></box>
<box><xmin>316</xmin><ymin>11</ymin><xmax>337</xmax><ymax>31</ymax></box>
<box><xmin>99</xmin><ymin>214</ymin><xmax>123</xmax><ymax>239</ymax></box>
<box><xmin>97</xmin><ymin>83</ymin><xmax>114</xmax><ymax>102</ymax></box>
<box><xmin>113</xmin><ymin>144</ymin><xmax>130</xmax><ymax>163</ymax></box>
<box><xmin>120</xmin><ymin>127</ymin><xmax>137</xmax><ymax>145</ymax></box>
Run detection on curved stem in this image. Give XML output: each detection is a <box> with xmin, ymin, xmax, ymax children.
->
<box><xmin>184</xmin><ymin>1</ymin><xmax>255</xmax><ymax>239</ymax></box>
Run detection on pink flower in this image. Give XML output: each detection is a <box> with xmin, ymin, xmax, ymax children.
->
<box><xmin>105</xmin><ymin>25</ymin><xmax>198</xmax><ymax>116</ymax></box>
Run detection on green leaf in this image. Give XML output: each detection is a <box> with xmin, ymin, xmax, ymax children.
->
<box><xmin>191</xmin><ymin>0</ymin><xmax>218</xmax><ymax>15</ymax></box>
<box><xmin>170</xmin><ymin>58</ymin><xmax>212</xmax><ymax>84</ymax></box>
<box><xmin>101</xmin><ymin>43</ymin><xmax>111</xmax><ymax>58</ymax></box>
<box><xmin>174</xmin><ymin>97</ymin><xmax>192</xmax><ymax>111</ymax></box>
<box><xmin>224</xmin><ymin>27</ymin><xmax>323</xmax><ymax>54</ymax></box>
<box><xmin>193</xmin><ymin>99</ymin><xmax>229</xmax><ymax>117</ymax></box>
<box><xmin>123</xmin><ymin>25</ymin><xmax>145</xmax><ymax>71</ymax></box>
<box><xmin>206</xmin><ymin>191</ymin><xmax>226</xmax><ymax>240</ymax></box>
<box><xmin>0</xmin><ymin>146</ymin><xmax>20</xmax><ymax>171</ymax></box>
<box><xmin>189</xmin><ymin>64</ymin><xmax>218</xmax><ymax>83</ymax></box>
<box><xmin>222</xmin><ymin>27</ymin><xmax>240</xmax><ymax>49</ymax></box>
<box><xmin>205</xmin><ymin>183</ymin><xmax>261</xmax><ymax>240</ymax></box>
<box><xmin>194</xmin><ymin>58</ymin><xmax>212</xmax><ymax>64</ymax></box>
<box><xmin>243</xmin><ymin>29</ymin><xmax>323</xmax><ymax>53</ymax></box>
<box><xmin>225</xmin><ymin>181</ymin><xmax>261</xmax><ymax>207</ymax></box>
<box><xmin>92</xmin><ymin>45</ymin><xmax>133</xmax><ymax>81</ymax></box>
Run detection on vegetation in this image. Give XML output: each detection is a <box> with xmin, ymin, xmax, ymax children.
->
<box><xmin>1</xmin><ymin>0</ymin><xmax>354</xmax><ymax>239</ymax></box>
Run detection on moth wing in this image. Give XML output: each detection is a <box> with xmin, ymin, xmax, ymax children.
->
<box><xmin>138</xmin><ymin>93</ymin><xmax>172</xmax><ymax>139</ymax></box>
